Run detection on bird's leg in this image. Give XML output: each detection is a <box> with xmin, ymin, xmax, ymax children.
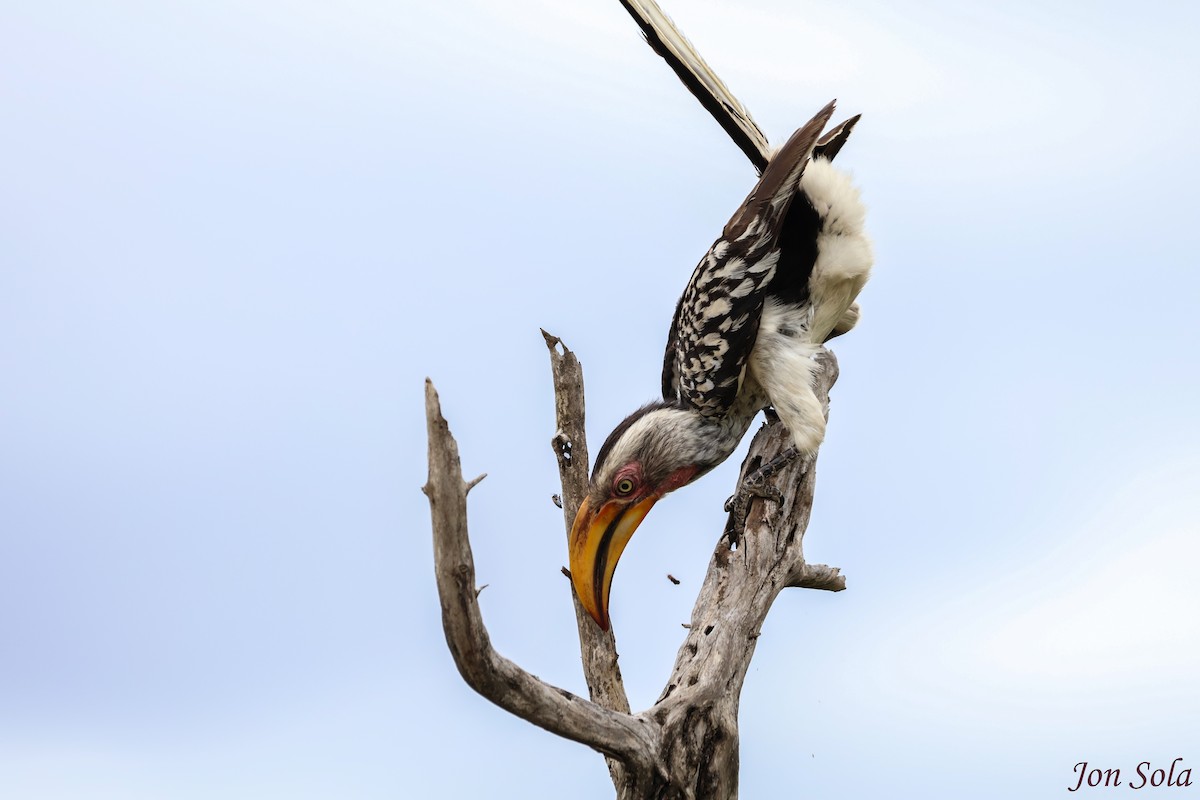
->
<box><xmin>743</xmin><ymin>446</ymin><xmax>801</xmax><ymax>490</ymax></box>
<box><xmin>724</xmin><ymin>445</ymin><xmax>800</xmax><ymax>519</ymax></box>
<box><xmin>723</xmin><ymin>482</ymin><xmax>782</xmax><ymax>548</ymax></box>
<box><xmin>723</xmin><ymin>447</ymin><xmax>800</xmax><ymax>543</ymax></box>
<box><xmin>723</xmin><ymin>471</ymin><xmax>786</xmax><ymax>514</ymax></box>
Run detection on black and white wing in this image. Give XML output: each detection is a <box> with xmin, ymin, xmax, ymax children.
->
<box><xmin>659</xmin><ymin>221</ymin><xmax>776</xmax><ymax>412</ymax></box>
<box><xmin>662</xmin><ymin>102</ymin><xmax>837</xmax><ymax>415</ymax></box>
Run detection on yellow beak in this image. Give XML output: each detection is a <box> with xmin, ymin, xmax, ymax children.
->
<box><xmin>568</xmin><ymin>495</ymin><xmax>658</xmax><ymax>630</ymax></box>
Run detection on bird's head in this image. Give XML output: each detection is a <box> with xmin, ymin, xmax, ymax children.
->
<box><xmin>569</xmin><ymin>402</ymin><xmax>714</xmax><ymax>629</ymax></box>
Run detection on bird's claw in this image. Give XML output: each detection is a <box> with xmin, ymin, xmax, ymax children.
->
<box><xmin>746</xmin><ymin>446</ymin><xmax>801</xmax><ymax>487</ymax></box>
<box><xmin>723</xmin><ymin>475</ymin><xmax>785</xmax><ymax>545</ymax></box>
<box><xmin>722</xmin><ymin>447</ymin><xmax>803</xmax><ymax>541</ymax></box>
<box><xmin>723</xmin><ymin>480</ymin><xmax>783</xmax><ymax>514</ymax></box>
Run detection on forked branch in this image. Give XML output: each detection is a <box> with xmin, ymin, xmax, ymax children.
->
<box><xmin>422</xmin><ymin>379</ymin><xmax>658</xmax><ymax>776</ymax></box>
<box><xmin>422</xmin><ymin>336</ymin><xmax>843</xmax><ymax>799</ymax></box>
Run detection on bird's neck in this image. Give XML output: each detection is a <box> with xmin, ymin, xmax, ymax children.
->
<box><xmin>677</xmin><ymin>400</ymin><xmax>760</xmax><ymax>476</ymax></box>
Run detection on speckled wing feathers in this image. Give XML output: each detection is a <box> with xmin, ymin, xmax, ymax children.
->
<box><xmin>662</xmin><ymin>102</ymin><xmax>837</xmax><ymax>416</ymax></box>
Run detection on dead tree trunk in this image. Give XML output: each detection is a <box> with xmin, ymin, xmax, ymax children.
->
<box><xmin>422</xmin><ymin>334</ymin><xmax>844</xmax><ymax>799</ymax></box>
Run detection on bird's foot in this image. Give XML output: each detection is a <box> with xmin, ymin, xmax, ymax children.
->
<box><xmin>723</xmin><ymin>481</ymin><xmax>781</xmax><ymax>547</ymax></box>
<box><xmin>744</xmin><ymin>446</ymin><xmax>801</xmax><ymax>489</ymax></box>
<box><xmin>723</xmin><ymin>448</ymin><xmax>801</xmax><ymax>544</ymax></box>
<box><xmin>723</xmin><ymin>481</ymin><xmax>784</xmax><ymax>515</ymax></box>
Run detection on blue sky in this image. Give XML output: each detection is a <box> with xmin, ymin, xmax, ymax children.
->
<box><xmin>2</xmin><ymin>1</ymin><xmax>1198</xmax><ymax>797</ymax></box>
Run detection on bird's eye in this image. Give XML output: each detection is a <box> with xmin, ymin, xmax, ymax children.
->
<box><xmin>615</xmin><ymin>478</ymin><xmax>635</xmax><ymax>497</ymax></box>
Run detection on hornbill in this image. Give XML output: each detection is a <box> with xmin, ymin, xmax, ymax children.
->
<box><xmin>568</xmin><ymin>100</ymin><xmax>873</xmax><ymax>630</ymax></box>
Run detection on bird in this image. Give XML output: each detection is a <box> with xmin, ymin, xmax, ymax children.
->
<box><xmin>568</xmin><ymin>100</ymin><xmax>873</xmax><ymax>630</ymax></box>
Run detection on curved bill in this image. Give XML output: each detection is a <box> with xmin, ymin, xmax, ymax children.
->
<box><xmin>568</xmin><ymin>495</ymin><xmax>658</xmax><ymax>630</ymax></box>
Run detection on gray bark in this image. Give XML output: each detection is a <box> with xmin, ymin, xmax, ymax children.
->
<box><xmin>422</xmin><ymin>335</ymin><xmax>843</xmax><ymax>799</ymax></box>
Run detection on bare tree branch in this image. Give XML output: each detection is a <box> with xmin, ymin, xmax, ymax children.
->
<box><xmin>542</xmin><ymin>329</ymin><xmax>633</xmax><ymax>790</ymax></box>
<box><xmin>421</xmin><ymin>339</ymin><xmax>844</xmax><ymax>799</ymax></box>
<box><xmin>641</xmin><ymin>350</ymin><xmax>841</xmax><ymax>798</ymax></box>
<box><xmin>422</xmin><ymin>379</ymin><xmax>658</xmax><ymax>772</ymax></box>
<box><xmin>790</xmin><ymin>563</ymin><xmax>847</xmax><ymax>591</ymax></box>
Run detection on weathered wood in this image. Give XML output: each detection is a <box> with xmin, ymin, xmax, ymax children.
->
<box><xmin>645</xmin><ymin>350</ymin><xmax>842</xmax><ymax>798</ymax></box>
<box><xmin>542</xmin><ymin>329</ymin><xmax>632</xmax><ymax>791</ymax></box>
<box><xmin>421</xmin><ymin>344</ymin><xmax>843</xmax><ymax>799</ymax></box>
<box><xmin>422</xmin><ymin>380</ymin><xmax>659</xmax><ymax>776</ymax></box>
